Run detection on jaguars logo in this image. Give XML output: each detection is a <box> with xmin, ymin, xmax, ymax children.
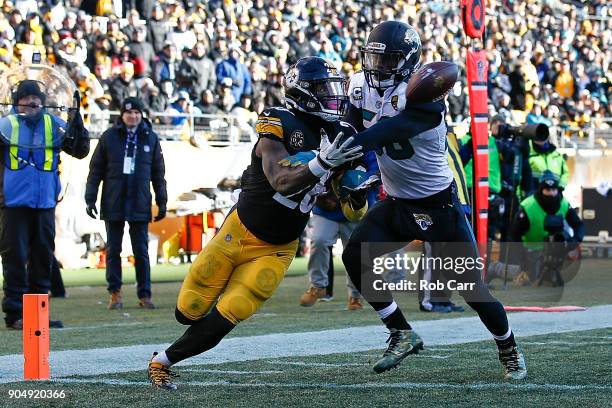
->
<box><xmin>413</xmin><ymin>214</ymin><xmax>433</xmax><ymax>230</ymax></box>
<box><xmin>290</xmin><ymin>130</ymin><xmax>305</xmax><ymax>149</ymax></box>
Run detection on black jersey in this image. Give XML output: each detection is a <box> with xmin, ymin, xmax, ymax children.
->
<box><xmin>237</xmin><ymin>106</ymin><xmax>355</xmax><ymax>244</ymax></box>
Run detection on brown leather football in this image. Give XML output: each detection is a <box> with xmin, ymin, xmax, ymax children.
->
<box><xmin>405</xmin><ymin>61</ymin><xmax>459</xmax><ymax>104</ymax></box>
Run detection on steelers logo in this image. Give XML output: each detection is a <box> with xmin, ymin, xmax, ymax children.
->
<box><xmin>285</xmin><ymin>68</ymin><xmax>298</xmax><ymax>87</ymax></box>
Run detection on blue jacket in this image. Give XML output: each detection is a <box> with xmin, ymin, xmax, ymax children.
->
<box><xmin>0</xmin><ymin>112</ymin><xmax>65</xmax><ymax>208</ymax></box>
<box><xmin>215</xmin><ymin>57</ymin><xmax>252</xmax><ymax>102</ymax></box>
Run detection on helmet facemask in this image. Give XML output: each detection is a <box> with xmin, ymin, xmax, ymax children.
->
<box><xmin>361</xmin><ymin>47</ymin><xmax>419</xmax><ymax>90</ymax></box>
<box><xmin>286</xmin><ymin>77</ymin><xmax>349</xmax><ymax>122</ymax></box>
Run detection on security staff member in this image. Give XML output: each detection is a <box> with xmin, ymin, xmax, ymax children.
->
<box><xmin>508</xmin><ymin>171</ymin><xmax>583</xmax><ymax>283</ymax></box>
<box><xmin>0</xmin><ymin>80</ymin><xmax>90</xmax><ymax>329</ymax></box>
<box><xmin>528</xmin><ymin>136</ymin><xmax>569</xmax><ymax>192</ymax></box>
<box><xmin>85</xmin><ymin>97</ymin><xmax>167</xmax><ymax>310</ymax></box>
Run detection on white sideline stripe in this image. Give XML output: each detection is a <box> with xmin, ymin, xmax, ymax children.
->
<box><xmin>422</xmin><ymin>354</ymin><xmax>453</xmax><ymax>359</ymax></box>
<box><xmin>522</xmin><ymin>341</ymin><xmax>612</xmax><ymax>346</ymax></box>
<box><xmin>270</xmin><ymin>361</ymin><xmax>365</xmax><ymax>367</ymax></box>
<box><xmin>182</xmin><ymin>369</ymin><xmax>283</xmax><ymax>375</ymax></box>
<box><xmin>0</xmin><ymin>304</ymin><xmax>611</xmax><ymax>384</ymax></box>
<box><xmin>54</xmin><ymin>378</ymin><xmax>612</xmax><ymax>392</ymax></box>
<box><xmin>58</xmin><ymin>322</ymin><xmax>144</xmax><ymax>331</ymax></box>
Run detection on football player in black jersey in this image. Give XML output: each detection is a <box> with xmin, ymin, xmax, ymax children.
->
<box><xmin>147</xmin><ymin>57</ymin><xmax>364</xmax><ymax>390</ymax></box>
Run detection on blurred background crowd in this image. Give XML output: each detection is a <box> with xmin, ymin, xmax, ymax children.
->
<box><xmin>0</xmin><ymin>0</ymin><xmax>609</xmax><ymax>138</ymax></box>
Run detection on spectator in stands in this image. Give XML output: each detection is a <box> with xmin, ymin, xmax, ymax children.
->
<box><xmin>147</xmin><ymin>4</ymin><xmax>168</xmax><ymax>54</ymax></box>
<box><xmin>196</xmin><ymin>89</ymin><xmax>219</xmax><ymax>116</ymax></box>
<box><xmin>177</xmin><ymin>41</ymin><xmax>216</xmax><ymax>100</ymax></box>
<box><xmin>164</xmin><ymin>90</ymin><xmax>200</xmax><ymax>126</ymax></box>
<box><xmin>217</xmin><ymin>78</ymin><xmax>236</xmax><ymax>113</ymax></box>
<box><xmin>231</xmin><ymin>94</ymin><xmax>257</xmax><ymax>129</ymax></box>
<box><xmin>287</xmin><ymin>30</ymin><xmax>313</xmax><ymax>64</ymax></box>
<box><xmin>167</xmin><ymin>16</ymin><xmax>197</xmax><ymax>54</ymax></box>
<box><xmin>110</xmin><ymin>61</ymin><xmax>139</xmax><ymax>110</ymax></box>
<box><xmin>215</xmin><ymin>46</ymin><xmax>251</xmax><ymax>103</ymax></box>
<box><xmin>318</xmin><ymin>39</ymin><xmax>342</xmax><ymax>70</ymax></box>
<box><xmin>128</xmin><ymin>26</ymin><xmax>155</xmax><ymax>79</ymax></box>
<box><xmin>153</xmin><ymin>41</ymin><xmax>177</xmax><ymax>85</ymax></box>
<box><xmin>93</xmin><ymin>60</ymin><xmax>113</xmax><ymax>109</ymax></box>
<box><xmin>85</xmin><ymin>97</ymin><xmax>166</xmax><ymax>310</ymax></box>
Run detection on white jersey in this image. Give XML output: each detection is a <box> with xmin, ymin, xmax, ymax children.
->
<box><xmin>348</xmin><ymin>71</ymin><xmax>453</xmax><ymax>199</ymax></box>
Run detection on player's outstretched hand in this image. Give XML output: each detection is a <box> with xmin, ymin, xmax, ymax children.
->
<box><xmin>317</xmin><ymin>133</ymin><xmax>363</xmax><ymax>169</ymax></box>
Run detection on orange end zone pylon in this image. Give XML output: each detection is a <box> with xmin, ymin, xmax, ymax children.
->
<box><xmin>23</xmin><ymin>294</ymin><xmax>50</xmax><ymax>380</ymax></box>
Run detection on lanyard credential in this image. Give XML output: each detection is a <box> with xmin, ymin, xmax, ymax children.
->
<box><xmin>123</xmin><ymin>129</ymin><xmax>137</xmax><ymax>175</ymax></box>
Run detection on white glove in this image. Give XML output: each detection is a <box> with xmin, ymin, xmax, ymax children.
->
<box><xmin>308</xmin><ymin>133</ymin><xmax>363</xmax><ymax>177</ymax></box>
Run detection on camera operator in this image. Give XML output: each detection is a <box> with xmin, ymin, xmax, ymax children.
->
<box><xmin>509</xmin><ymin>171</ymin><xmax>583</xmax><ymax>286</ymax></box>
<box><xmin>492</xmin><ymin>116</ymin><xmax>549</xmax><ymax>242</ymax></box>
<box><xmin>528</xmin><ymin>133</ymin><xmax>569</xmax><ymax>193</ymax></box>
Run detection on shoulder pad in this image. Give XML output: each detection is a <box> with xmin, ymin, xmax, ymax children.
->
<box><xmin>256</xmin><ymin>106</ymin><xmax>289</xmax><ymax>141</ymax></box>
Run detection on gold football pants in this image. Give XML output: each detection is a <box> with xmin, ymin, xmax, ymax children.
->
<box><xmin>177</xmin><ymin>210</ymin><xmax>297</xmax><ymax>324</ymax></box>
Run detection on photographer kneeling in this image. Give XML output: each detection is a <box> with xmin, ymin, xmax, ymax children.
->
<box><xmin>509</xmin><ymin>171</ymin><xmax>584</xmax><ymax>286</ymax></box>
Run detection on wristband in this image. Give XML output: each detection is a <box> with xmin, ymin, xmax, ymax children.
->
<box><xmin>308</xmin><ymin>156</ymin><xmax>328</xmax><ymax>177</ymax></box>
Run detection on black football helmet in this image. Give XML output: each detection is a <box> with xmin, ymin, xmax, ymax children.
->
<box><xmin>284</xmin><ymin>57</ymin><xmax>349</xmax><ymax>121</ymax></box>
<box><xmin>361</xmin><ymin>21</ymin><xmax>422</xmax><ymax>90</ymax></box>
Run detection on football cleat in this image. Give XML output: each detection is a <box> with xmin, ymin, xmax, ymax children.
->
<box><xmin>373</xmin><ymin>329</ymin><xmax>424</xmax><ymax>373</ymax></box>
<box><xmin>498</xmin><ymin>346</ymin><xmax>528</xmax><ymax>380</ymax></box>
<box><xmin>148</xmin><ymin>353</ymin><xmax>179</xmax><ymax>390</ymax></box>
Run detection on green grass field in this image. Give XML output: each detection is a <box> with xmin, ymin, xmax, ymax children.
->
<box><xmin>0</xmin><ymin>257</ymin><xmax>610</xmax><ymax>407</ymax></box>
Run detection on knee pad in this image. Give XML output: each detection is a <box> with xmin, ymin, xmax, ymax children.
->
<box><xmin>176</xmin><ymin>289</ymin><xmax>214</xmax><ymax>320</ymax></box>
<box><xmin>218</xmin><ymin>294</ymin><xmax>257</xmax><ymax>324</ymax></box>
<box><xmin>175</xmin><ymin>307</ymin><xmax>199</xmax><ymax>325</ymax></box>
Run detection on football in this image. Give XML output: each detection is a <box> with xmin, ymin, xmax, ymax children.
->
<box><xmin>405</xmin><ymin>61</ymin><xmax>459</xmax><ymax>104</ymax></box>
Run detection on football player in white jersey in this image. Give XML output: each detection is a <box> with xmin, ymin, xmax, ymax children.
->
<box><xmin>340</xmin><ymin>21</ymin><xmax>527</xmax><ymax>380</ymax></box>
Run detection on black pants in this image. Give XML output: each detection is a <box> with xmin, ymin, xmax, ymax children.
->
<box><xmin>105</xmin><ymin>221</ymin><xmax>151</xmax><ymax>299</ymax></box>
<box><xmin>342</xmin><ymin>184</ymin><xmax>509</xmax><ymax>337</ymax></box>
<box><xmin>0</xmin><ymin>207</ymin><xmax>55</xmax><ymax>325</ymax></box>
<box><xmin>50</xmin><ymin>256</ymin><xmax>65</xmax><ymax>297</ymax></box>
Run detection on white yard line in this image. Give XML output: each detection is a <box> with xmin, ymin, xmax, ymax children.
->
<box><xmin>53</xmin><ymin>378</ymin><xmax>612</xmax><ymax>392</ymax></box>
<box><xmin>0</xmin><ymin>304</ymin><xmax>611</xmax><ymax>384</ymax></box>
<box><xmin>181</xmin><ymin>369</ymin><xmax>283</xmax><ymax>375</ymax></box>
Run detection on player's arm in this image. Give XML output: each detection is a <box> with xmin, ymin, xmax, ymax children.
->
<box><xmin>348</xmin><ymin>101</ymin><xmax>445</xmax><ymax>152</ymax></box>
<box><xmin>258</xmin><ymin>138</ymin><xmax>319</xmax><ymax>195</ymax></box>
<box><xmin>258</xmin><ymin>135</ymin><xmax>362</xmax><ymax>196</ymax></box>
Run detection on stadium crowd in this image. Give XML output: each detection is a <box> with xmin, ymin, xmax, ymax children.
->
<box><xmin>0</xmin><ymin>0</ymin><xmax>608</xmax><ymax>131</ymax></box>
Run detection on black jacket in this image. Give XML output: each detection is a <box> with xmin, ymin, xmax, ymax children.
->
<box><xmin>85</xmin><ymin>119</ymin><xmax>167</xmax><ymax>222</ymax></box>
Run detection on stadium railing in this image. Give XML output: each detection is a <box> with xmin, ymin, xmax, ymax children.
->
<box><xmin>87</xmin><ymin>110</ymin><xmax>257</xmax><ymax>146</ymax></box>
<box><xmin>87</xmin><ymin>111</ymin><xmax>611</xmax><ymax>150</ymax></box>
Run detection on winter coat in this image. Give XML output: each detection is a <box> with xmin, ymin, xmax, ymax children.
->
<box><xmin>85</xmin><ymin>119</ymin><xmax>166</xmax><ymax>222</ymax></box>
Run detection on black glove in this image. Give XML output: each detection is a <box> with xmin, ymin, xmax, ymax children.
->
<box><xmin>154</xmin><ymin>207</ymin><xmax>166</xmax><ymax>222</ymax></box>
<box><xmin>86</xmin><ymin>204</ymin><xmax>98</xmax><ymax>219</ymax></box>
